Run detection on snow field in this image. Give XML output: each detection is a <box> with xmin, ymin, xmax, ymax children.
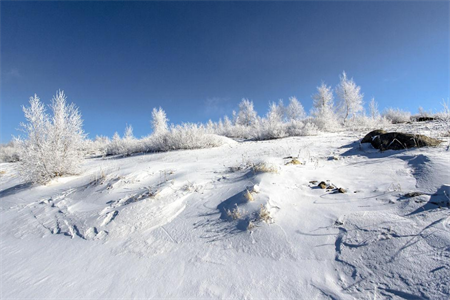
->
<box><xmin>1</xmin><ymin>125</ymin><xmax>449</xmax><ymax>299</ymax></box>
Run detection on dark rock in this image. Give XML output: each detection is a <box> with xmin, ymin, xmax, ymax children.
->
<box><xmin>370</xmin><ymin>132</ymin><xmax>442</xmax><ymax>151</ymax></box>
<box><xmin>416</xmin><ymin>116</ymin><xmax>435</xmax><ymax>122</ymax></box>
<box><xmin>404</xmin><ymin>191</ymin><xmax>425</xmax><ymax>198</ymax></box>
<box><xmin>338</xmin><ymin>188</ymin><xmax>346</xmax><ymax>193</ymax></box>
<box><xmin>361</xmin><ymin>129</ymin><xmax>387</xmax><ymax>144</ymax></box>
<box><xmin>318</xmin><ymin>181</ymin><xmax>327</xmax><ymax>189</ymax></box>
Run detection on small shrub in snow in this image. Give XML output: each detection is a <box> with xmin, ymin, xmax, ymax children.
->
<box><xmin>106</xmin><ymin>129</ymin><xmax>142</xmax><ymax>156</ymax></box>
<box><xmin>17</xmin><ymin>91</ymin><xmax>85</xmax><ymax>184</ymax></box>
<box><xmin>246</xmin><ymin>221</ymin><xmax>256</xmax><ymax>231</ymax></box>
<box><xmin>286</xmin><ymin>120</ymin><xmax>318</xmax><ymax>136</ymax></box>
<box><xmin>105</xmin><ymin>116</ymin><xmax>234</xmax><ymax>156</ymax></box>
<box><xmin>225</xmin><ymin>124</ymin><xmax>254</xmax><ymax>139</ymax></box>
<box><xmin>286</xmin><ymin>120</ymin><xmax>304</xmax><ymax>136</ymax></box>
<box><xmin>154</xmin><ymin>123</ymin><xmax>231</xmax><ymax>151</ymax></box>
<box><xmin>0</xmin><ymin>141</ymin><xmax>20</xmax><ymax>163</ymax></box>
<box><xmin>244</xmin><ymin>189</ymin><xmax>255</xmax><ymax>202</ymax></box>
<box><xmin>345</xmin><ymin>114</ymin><xmax>390</xmax><ymax>131</ymax></box>
<box><xmin>253</xmin><ymin>107</ymin><xmax>287</xmax><ymax>140</ymax></box>
<box><xmin>285</xmin><ymin>158</ymin><xmax>302</xmax><ymax>165</ymax></box>
<box><xmin>252</xmin><ymin>161</ymin><xmax>279</xmax><ymax>173</ymax></box>
<box><xmin>383</xmin><ymin>108</ymin><xmax>411</xmax><ymax>124</ymax></box>
<box><xmin>258</xmin><ymin>204</ymin><xmax>272</xmax><ymax>223</ymax></box>
<box><xmin>83</xmin><ymin>135</ymin><xmax>111</xmax><ymax>157</ymax></box>
<box><xmin>302</xmin><ymin>122</ymin><xmax>319</xmax><ymax>136</ymax></box>
<box><xmin>226</xmin><ymin>205</ymin><xmax>244</xmax><ymax>220</ymax></box>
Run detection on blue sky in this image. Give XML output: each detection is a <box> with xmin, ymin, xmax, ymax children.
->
<box><xmin>1</xmin><ymin>1</ymin><xmax>449</xmax><ymax>142</ymax></box>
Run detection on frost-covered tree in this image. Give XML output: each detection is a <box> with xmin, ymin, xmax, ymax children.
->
<box><xmin>275</xmin><ymin>99</ymin><xmax>286</xmax><ymax>122</ymax></box>
<box><xmin>223</xmin><ymin>115</ymin><xmax>233</xmax><ymax>136</ymax></box>
<box><xmin>383</xmin><ymin>108</ymin><xmax>411</xmax><ymax>124</ymax></box>
<box><xmin>286</xmin><ymin>97</ymin><xmax>306</xmax><ymax>121</ymax></box>
<box><xmin>216</xmin><ymin>118</ymin><xmax>224</xmax><ymax>135</ymax></box>
<box><xmin>311</xmin><ymin>83</ymin><xmax>339</xmax><ymax>131</ymax></box>
<box><xmin>313</xmin><ymin>83</ymin><xmax>334</xmax><ymax>110</ymax></box>
<box><xmin>264</xmin><ymin>102</ymin><xmax>286</xmax><ymax>139</ymax></box>
<box><xmin>368</xmin><ymin>98</ymin><xmax>380</xmax><ymax>120</ymax></box>
<box><xmin>124</xmin><ymin>124</ymin><xmax>134</xmax><ymax>140</ymax></box>
<box><xmin>231</xmin><ymin>110</ymin><xmax>238</xmax><ymax>125</ymax></box>
<box><xmin>151</xmin><ymin>107</ymin><xmax>169</xmax><ymax>135</ymax></box>
<box><xmin>112</xmin><ymin>132</ymin><xmax>120</xmax><ymax>142</ymax></box>
<box><xmin>335</xmin><ymin>72</ymin><xmax>364</xmax><ymax>124</ymax></box>
<box><xmin>236</xmin><ymin>99</ymin><xmax>257</xmax><ymax>127</ymax></box>
<box><xmin>206</xmin><ymin>119</ymin><xmax>215</xmax><ymax>134</ymax></box>
<box><xmin>17</xmin><ymin>91</ymin><xmax>85</xmax><ymax>183</ymax></box>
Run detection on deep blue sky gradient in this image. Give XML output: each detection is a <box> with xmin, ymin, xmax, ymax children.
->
<box><xmin>1</xmin><ymin>1</ymin><xmax>449</xmax><ymax>142</ymax></box>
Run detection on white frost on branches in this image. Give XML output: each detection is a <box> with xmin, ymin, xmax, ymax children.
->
<box><xmin>236</xmin><ymin>99</ymin><xmax>257</xmax><ymax>127</ymax></box>
<box><xmin>336</xmin><ymin>71</ymin><xmax>364</xmax><ymax>124</ymax></box>
<box><xmin>17</xmin><ymin>91</ymin><xmax>85</xmax><ymax>183</ymax></box>
<box><xmin>151</xmin><ymin>107</ymin><xmax>169</xmax><ymax>135</ymax></box>
<box><xmin>286</xmin><ymin>97</ymin><xmax>306</xmax><ymax>121</ymax></box>
<box><xmin>311</xmin><ymin>82</ymin><xmax>339</xmax><ymax>131</ymax></box>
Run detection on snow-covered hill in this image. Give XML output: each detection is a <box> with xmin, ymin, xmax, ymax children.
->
<box><xmin>1</xmin><ymin>123</ymin><xmax>449</xmax><ymax>299</ymax></box>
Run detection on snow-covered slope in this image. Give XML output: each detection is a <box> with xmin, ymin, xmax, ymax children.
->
<box><xmin>1</xmin><ymin>124</ymin><xmax>449</xmax><ymax>299</ymax></box>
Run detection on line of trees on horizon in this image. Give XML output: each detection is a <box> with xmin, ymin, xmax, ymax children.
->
<box><xmin>1</xmin><ymin>71</ymin><xmax>449</xmax><ymax>184</ymax></box>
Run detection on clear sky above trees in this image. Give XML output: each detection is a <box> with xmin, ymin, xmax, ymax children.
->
<box><xmin>1</xmin><ymin>1</ymin><xmax>448</xmax><ymax>142</ymax></box>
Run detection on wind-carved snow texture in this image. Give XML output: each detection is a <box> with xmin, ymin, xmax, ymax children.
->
<box><xmin>5</xmin><ymin>172</ymin><xmax>193</xmax><ymax>241</ymax></box>
<box><xmin>0</xmin><ymin>121</ymin><xmax>449</xmax><ymax>299</ymax></box>
<box><xmin>335</xmin><ymin>212</ymin><xmax>450</xmax><ymax>299</ymax></box>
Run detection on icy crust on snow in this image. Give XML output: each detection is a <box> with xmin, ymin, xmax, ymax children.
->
<box><xmin>0</xmin><ymin>123</ymin><xmax>449</xmax><ymax>299</ymax></box>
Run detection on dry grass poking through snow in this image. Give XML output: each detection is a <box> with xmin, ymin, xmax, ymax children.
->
<box><xmin>244</xmin><ymin>189</ymin><xmax>255</xmax><ymax>202</ymax></box>
<box><xmin>258</xmin><ymin>204</ymin><xmax>272</xmax><ymax>223</ymax></box>
<box><xmin>252</xmin><ymin>161</ymin><xmax>279</xmax><ymax>173</ymax></box>
<box><xmin>226</xmin><ymin>205</ymin><xmax>244</xmax><ymax>220</ymax></box>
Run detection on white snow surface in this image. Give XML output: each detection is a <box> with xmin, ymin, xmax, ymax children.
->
<box><xmin>1</xmin><ymin>123</ymin><xmax>449</xmax><ymax>299</ymax></box>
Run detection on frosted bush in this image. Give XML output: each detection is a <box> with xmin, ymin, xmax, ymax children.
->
<box><xmin>223</xmin><ymin>124</ymin><xmax>253</xmax><ymax>139</ymax></box>
<box><xmin>252</xmin><ymin>159</ymin><xmax>279</xmax><ymax>173</ymax></box>
<box><xmin>286</xmin><ymin>120</ymin><xmax>318</xmax><ymax>136</ymax></box>
<box><xmin>383</xmin><ymin>108</ymin><xmax>411</xmax><ymax>124</ymax></box>
<box><xmin>258</xmin><ymin>204</ymin><xmax>272</xmax><ymax>223</ymax></box>
<box><xmin>105</xmin><ymin>121</ymin><xmax>234</xmax><ymax>156</ymax></box>
<box><xmin>154</xmin><ymin>123</ymin><xmax>231</xmax><ymax>151</ymax></box>
<box><xmin>436</xmin><ymin>100</ymin><xmax>450</xmax><ymax>136</ymax></box>
<box><xmin>0</xmin><ymin>141</ymin><xmax>20</xmax><ymax>163</ymax></box>
<box><xmin>302</xmin><ymin>122</ymin><xmax>319</xmax><ymax>136</ymax></box>
<box><xmin>286</xmin><ymin>120</ymin><xmax>305</xmax><ymax>136</ymax></box>
<box><xmin>253</xmin><ymin>103</ymin><xmax>288</xmax><ymax>140</ymax></box>
<box><xmin>17</xmin><ymin>91</ymin><xmax>85</xmax><ymax>183</ymax></box>
<box><xmin>83</xmin><ymin>135</ymin><xmax>110</xmax><ymax>157</ymax></box>
<box><xmin>345</xmin><ymin>114</ymin><xmax>390</xmax><ymax>131</ymax></box>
